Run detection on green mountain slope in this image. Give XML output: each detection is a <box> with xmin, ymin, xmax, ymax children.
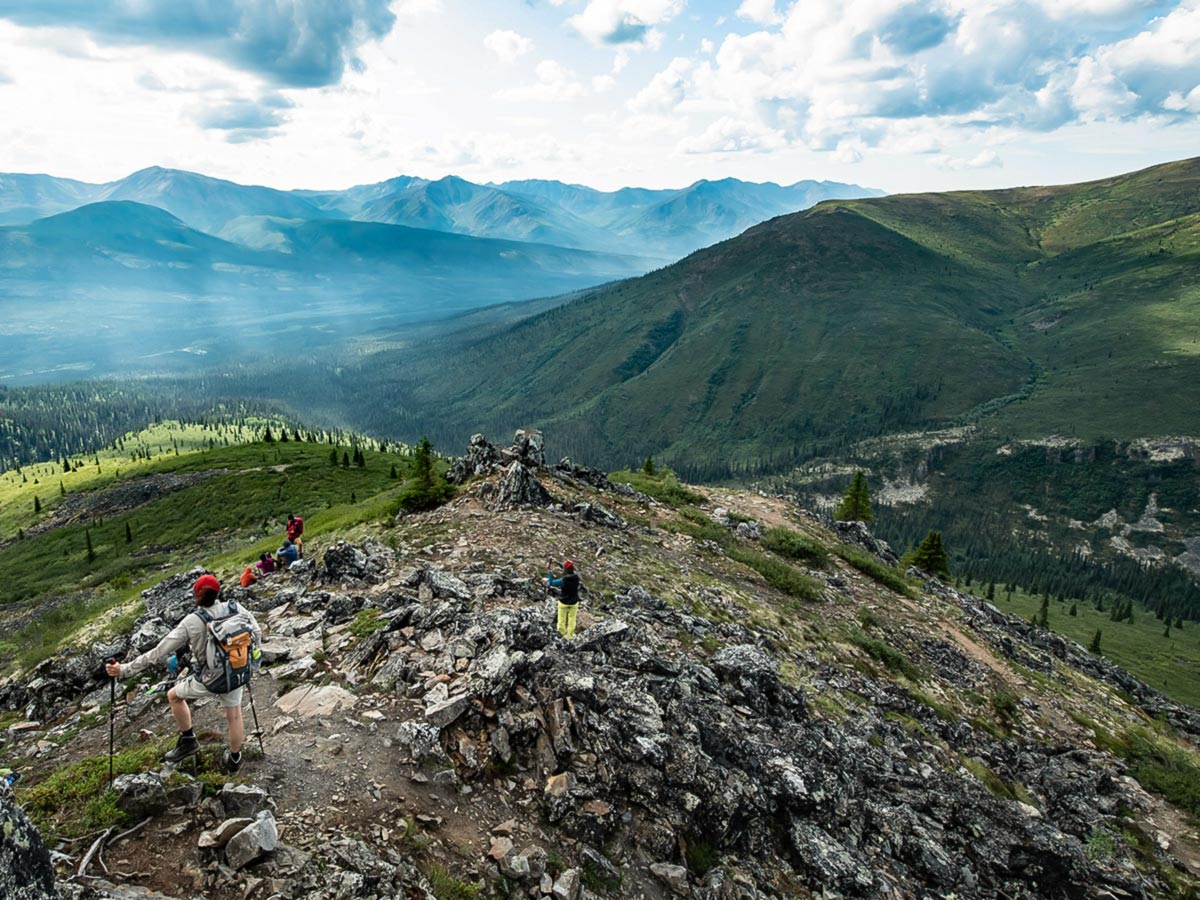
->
<box><xmin>367</xmin><ymin>157</ymin><xmax>1200</xmax><ymax>473</ymax></box>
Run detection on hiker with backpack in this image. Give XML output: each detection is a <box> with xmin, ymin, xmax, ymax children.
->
<box><xmin>547</xmin><ymin>559</ymin><xmax>581</xmax><ymax>638</ymax></box>
<box><xmin>105</xmin><ymin>574</ymin><xmax>262</xmax><ymax>773</ymax></box>
<box><xmin>286</xmin><ymin>514</ymin><xmax>304</xmax><ymax>558</ymax></box>
<box><xmin>277</xmin><ymin>538</ymin><xmax>299</xmax><ymax>567</ymax></box>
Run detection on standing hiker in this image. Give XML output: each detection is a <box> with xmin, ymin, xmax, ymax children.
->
<box><xmin>547</xmin><ymin>559</ymin><xmax>581</xmax><ymax>639</ymax></box>
<box><xmin>105</xmin><ymin>574</ymin><xmax>262</xmax><ymax>774</ymax></box>
<box><xmin>286</xmin><ymin>514</ymin><xmax>304</xmax><ymax>558</ymax></box>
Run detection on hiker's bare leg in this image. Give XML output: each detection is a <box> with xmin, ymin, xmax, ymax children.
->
<box><xmin>225</xmin><ymin>705</ymin><xmax>244</xmax><ymax>753</ymax></box>
<box><xmin>167</xmin><ymin>688</ymin><xmax>192</xmax><ymax>731</ymax></box>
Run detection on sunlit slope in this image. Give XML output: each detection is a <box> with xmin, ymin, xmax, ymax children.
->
<box><xmin>379</xmin><ymin>157</ymin><xmax>1200</xmax><ymax>470</ymax></box>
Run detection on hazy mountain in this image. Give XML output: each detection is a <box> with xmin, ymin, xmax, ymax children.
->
<box><xmin>0</xmin><ymin>167</ymin><xmax>881</xmax><ymax>260</ymax></box>
<box><xmin>0</xmin><ymin>173</ymin><xmax>99</xmax><ymax>226</ymax></box>
<box><xmin>96</xmin><ymin>167</ymin><xmax>329</xmax><ymax>234</ymax></box>
<box><xmin>0</xmin><ymin>201</ymin><xmax>656</xmax><ymax>381</ymax></box>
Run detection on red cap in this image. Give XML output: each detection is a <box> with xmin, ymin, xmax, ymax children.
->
<box><xmin>563</xmin><ymin>560</ymin><xmax>574</xmax><ymax>571</ymax></box>
<box><xmin>192</xmin><ymin>574</ymin><xmax>220</xmax><ymax>597</ymax></box>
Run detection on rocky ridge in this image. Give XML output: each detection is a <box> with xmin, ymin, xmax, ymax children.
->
<box><xmin>2</xmin><ymin>431</ymin><xmax>1198</xmax><ymax>899</ymax></box>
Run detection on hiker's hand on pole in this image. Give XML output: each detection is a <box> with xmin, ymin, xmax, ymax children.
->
<box><xmin>105</xmin><ymin>660</ymin><xmax>122</xmax><ymax>678</ymax></box>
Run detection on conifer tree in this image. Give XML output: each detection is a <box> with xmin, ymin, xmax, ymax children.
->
<box><xmin>1037</xmin><ymin>595</ymin><xmax>1050</xmax><ymax>628</ymax></box>
<box><xmin>1089</xmin><ymin>630</ymin><xmax>1102</xmax><ymax>654</ymax></box>
<box><xmin>125</xmin><ymin>522</ymin><xmax>133</xmax><ymax>544</ymax></box>
<box><xmin>389</xmin><ymin>463</ymin><xmax>398</xmax><ymax>479</ymax></box>
<box><xmin>834</xmin><ymin>471</ymin><xmax>873</xmax><ymax>523</ymax></box>
<box><xmin>263</xmin><ymin>426</ymin><xmax>275</xmax><ymax>443</ymax></box>
<box><xmin>85</xmin><ymin>529</ymin><xmax>95</xmax><ymax>563</ymax></box>
<box><xmin>33</xmin><ymin>495</ymin><xmax>41</xmax><ymax>513</ymax></box>
<box><xmin>17</xmin><ymin>528</ymin><xmax>25</xmax><ymax>541</ymax></box>
<box><xmin>1163</xmin><ymin>622</ymin><xmax>1171</xmax><ymax>638</ymax></box>
<box><xmin>59</xmin><ymin>481</ymin><xmax>65</xmax><ymax>496</ymax></box>
<box><xmin>329</xmin><ymin>448</ymin><xmax>338</xmax><ymax>467</ymax></box>
<box><xmin>1069</xmin><ymin>602</ymin><xmax>1077</xmax><ymax>616</ymax></box>
<box><xmin>907</xmin><ymin>530</ymin><xmax>949</xmax><ymax>578</ymax></box>
<box><xmin>986</xmin><ymin>583</ymin><xmax>995</xmax><ymax>600</ymax></box>
<box><xmin>642</xmin><ymin>455</ymin><xmax>656</xmax><ymax>476</ymax></box>
<box><xmin>412</xmin><ymin>437</ymin><xmax>435</xmax><ymax>491</ymax></box>
<box><xmin>341</xmin><ymin>451</ymin><xmax>350</xmax><ymax>468</ymax></box>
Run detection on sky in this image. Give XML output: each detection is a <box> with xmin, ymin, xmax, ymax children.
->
<box><xmin>0</xmin><ymin>0</ymin><xmax>1198</xmax><ymax>194</ymax></box>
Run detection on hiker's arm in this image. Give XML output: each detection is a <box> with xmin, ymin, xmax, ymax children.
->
<box><xmin>548</xmin><ymin>572</ymin><xmax>563</xmax><ymax>587</ymax></box>
<box><xmin>119</xmin><ymin>619</ymin><xmax>191</xmax><ymax>679</ymax></box>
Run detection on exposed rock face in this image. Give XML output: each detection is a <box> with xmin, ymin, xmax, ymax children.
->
<box><xmin>834</xmin><ymin>519</ymin><xmax>899</xmax><ymax>565</ymax></box>
<box><xmin>447</xmin><ymin>433</ymin><xmax>503</xmax><ymax>484</ymax></box>
<box><xmin>0</xmin><ymin>780</ymin><xmax>57</xmax><ymax>900</ymax></box>
<box><xmin>495</xmin><ymin>461</ymin><xmax>552</xmax><ymax>508</ymax></box>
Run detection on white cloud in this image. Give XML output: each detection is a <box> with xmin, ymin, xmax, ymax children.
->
<box><xmin>700</xmin><ymin>38</ymin><xmax>714</xmax><ymax>54</ymax></box>
<box><xmin>736</xmin><ymin>0</ymin><xmax>782</xmax><ymax>26</ymax></box>
<box><xmin>678</xmin><ymin>116</ymin><xmax>787</xmax><ymax>153</ymax></box>
<box><xmin>496</xmin><ymin>59</ymin><xmax>586</xmax><ymax>102</ymax></box>
<box><xmin>411</xmin><ymin>131</ymin><xmax>584</xmax><ymax>169</ymax></box>
<box><xmin>932</xmin><ymin>149</ymin><xmax>1003</xmax><ymax>170</ymax></box>
<box><xmin>566</xmin><ymin>0</ymin><xmax>685</xmax><ymax>48</ymax></box>
<box><xmin>628</xmin><ymin>56</ymin><xmax>692</xmax><ymax>112</ymax></box>
<box><xmin>592</xmin><ymin>74</ymin><xmax>616</xmax><ymax>92</ymax></box>
<box><xmin>484</xmin><ymin>29</ymin><xmax>534</xmax><ymax>64</ymax></box>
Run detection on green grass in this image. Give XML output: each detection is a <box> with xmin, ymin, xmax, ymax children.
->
<box><xmin>0</xmin><ymin>426</ymin><xmax>427</xmax><ymax>675</ymax></box>
<box><xmin>761</xmin><ymin>527</ymin><xmax>828</xmax><ymax>566</ymax></box>
<box><xmin>609</xmin><ymin>468</ymin><xmax>707</xmax><ymax>507</ymax></box>
<box><xmin>1001</xmin><ymin>588</ymin><xmax>1200</xmax><ymax>709</ymax></box>
<box><xmin>426</xmin><ymin>864</ymin><xmax>480</xmax><ymax>900</ymax></box>
<box><xmin>836</xmin><ymin>545</ymin><xmax>915</xmax><ymax>598</ymax></box>
<box><xmin>1073</xmin><ymin>714</ymin><xmax>1200</xmax><ymax>818</ymax></box>
<box><xmin>18</xmin><ymin>735</ymin><xmax>173</xmax><ymax>841</ymax></box>
<box><xmin>847</xmin><ymin>629</ymin><xmax>924</xmax><ymax>681</ymax></box>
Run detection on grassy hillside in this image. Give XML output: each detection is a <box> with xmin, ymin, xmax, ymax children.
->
<box><xmin>0</xmin><ymin>423</ymin><xmax>434</xmax><ymax>670</ymax></box>
<box><xmin>353</xmin><ymin>157</ymin><xmax>1200</xmax><ymax>478</ymax></box>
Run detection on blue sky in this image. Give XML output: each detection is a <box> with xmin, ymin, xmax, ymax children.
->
<box><xmin>0</xmin><ymin>1</ymin><xmax>1198</xmax><ymax>193</ymax></box>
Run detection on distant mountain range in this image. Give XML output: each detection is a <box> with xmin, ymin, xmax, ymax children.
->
<box><xmin>0</xmin><ymin>167</ymin><xmax>883</xmax><ymax>259</ymax></box>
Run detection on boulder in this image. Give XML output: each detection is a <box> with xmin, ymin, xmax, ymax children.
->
<box><xmin>508</xmin><ymin>429</ymin><xmax>546</xmax><ymax>468</ymax></box>
<box><xmin>0</xmin><ymin>781</ymin><xmax>56</xmax><ymax>900</ymax></box>
<box><xmin>225</xmin><ymin>810</ymin><xmax>278</xmax><ymax>870</ymax></box>
<box><xmin>198</xmin><ymin>817</ymin><xmax>253</xmax><ymax>849</ymax></box>
<box><xmin>551</xmin><ymin>868</ymin><xmax>582</xmax><ymax>900</ymax></box>
<box><xmin>112</xmin><ymin>772</ymin><xmax>169</xmax><ymax>821</ymax></box>
<box><xmin>447</xmin><ymin>433</ymin><xmax>503</xmax><ymax>484</ymax></box>
<box><xmin>219</xmin><ymin>783</ymin><xmax>275</xmax><ymax>818</ymax></box>
<box><xmin>495</xmin><ymin>461</ymin><xmax>551</xmax><ymax>508</ymax></box>
<box><xmin>651</xmin><ymin>863</ymin><xmax>690</xmax><ymax>896</ymax></box>
<box><xmin>423</xmin><ymin>683</ymin><xmax>472</xmax><ymax>728</ymax></box>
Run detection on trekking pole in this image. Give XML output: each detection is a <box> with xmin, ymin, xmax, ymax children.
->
<box><xmin>106</xmin><ymin>658</ymin><xmax>117</xmax><ymax>789</ymax></box>
<box><xmin>246</xmin><ymin>680</ymin><xmax>265</xmax><ymax>756</ymax></box>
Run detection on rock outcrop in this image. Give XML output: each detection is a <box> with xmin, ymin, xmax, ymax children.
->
<box><xmin>1</xmin><ymin>780</ymin><xmax>57</xmax><ymax>900</ymax></box>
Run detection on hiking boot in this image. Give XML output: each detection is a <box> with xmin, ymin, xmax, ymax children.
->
<box><xmin>163</xmin><ymin>733</ymin><xmax>200</xmax><ymax>763</ymax></box>
<box><xmin>221</xmin><ymin>750</ymin><xmax>242</xmax><ymax>774</ymax></box>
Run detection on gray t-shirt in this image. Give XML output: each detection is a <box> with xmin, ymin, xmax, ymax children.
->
<box><xmin>121</xmin><ymin>600</ymin><xmax>261</xmax><ymax>679</ymax></box>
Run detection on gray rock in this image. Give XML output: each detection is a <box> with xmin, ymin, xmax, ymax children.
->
<box><xmin>0</xmin><ymin>782</ymin><xmax>56</xmax><ymax>900</ymax></box>
<box><xmin>552</xmin><ymin>868</ymin><xmax>582</xmax><ymax>900</ymax></box>
<box><xmin>220</xmin><ymin>783</ymin><xmax>275</xmax><ymax>818</ymax></box>
<box><xmin>112</xmin><ymin>772</ymin><xmax>169</xmax><ymax>821</ymax></box>
<box><xmin>395</xmin><ymin>721</ymin><xmax>449</xmax><ymax>765</ymax></box>
<box><xmin>225</xmin><ymin>810</ymin><xmax>278</xmax><ymax>870</ymax></box>
<box><xmin>495</xmin><ymin>461</ymin><xmax>551</xmax><ymax>508</ymax></box>
<box><xmin>199</xmin><ymin>817</ymin><xmax>253</xmax><ymax>849</ymax></box>
<box><xmin>650</xmin><ymin>862</ymin><xmax>690</xmax><ymax>896</ymax></box>
<box><xmin>423</xmin><ymin>683</ymin><xmax>472</xmax><ymax>728</ymax></box>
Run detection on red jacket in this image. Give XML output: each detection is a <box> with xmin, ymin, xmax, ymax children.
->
<box><xmin>287</xmin><ymin>517</ymin><xmax>304</xmax><ymax>541</ymax></box>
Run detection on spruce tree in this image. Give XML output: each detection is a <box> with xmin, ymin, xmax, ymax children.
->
<box><xmin>59</xmin><ymin>481</ymin><xmax>65</xmax><ymax>496</ymax></box>
<box><xmin>908</xmin><ymin>531</ymin><xmax>950</xmax><ymax>578</ymax></box>
<box><xmin>834</xmin><ymin>471</ymin><xmax>873</xmax><ymax>523</ymax></box>
<box><xmin>33</xmin><ymin>495</ymin><xmax>41</xmax><ymax>513</ymax></box>
<box><xmin>1089</xmin><ymin>629</ymin><xmax>1102</xmax><ymax>654</ymax></box>
<box><xmin>341</xmin><ymin>451</ymin><xmax>350</xmax><ymax>468</ymax></box>
<box><xmin>85</xmin><ymin>529</ymin><xmax>95</xmax><ymax>563</ymax></box>
<box><xmin>389</xmin><ymin>463</ymin><xmax>398</xmax><ymax>479</ymax></box>
<box><xmin>1163</xmin><ymin>622</ymin><xmax>1171</xmax><ymax>638</ymax></box>
<box><xmin>125</xmin><ymin>522</ymin><xmax>133</xmax><ymax>544</ymax></box>
<box><xmin>329</xmin><ymin>448</ymin><xmax>339</xmax><ymax>467</ymax></box>
<box><xmin>412</xmin><ymin>436</ymin><xmax>435</xmax><ymax>491</ymax></box>
<box><xmin>1069</xmin><ymin>602</ymin><xmax>1077</xmax><ymax>616</ymax></box>
<box><xmin>263</xmin><ymin>426</ymin><xmax>275</xmax><ymax>443</ymax></box>
<box><xmin>986</xmin><ymin>583</ymin><xmax>995</xmax><ymax>600</ymax></box>
<box><xmin>642</xmin><ymin>456</ymin><xmax>656</xmax><ymax>476</ymax></box>
<box><xmin>1037</xmin><ymin>595</ymin><xmax>1050</xmax><ymax>628</ymax></box>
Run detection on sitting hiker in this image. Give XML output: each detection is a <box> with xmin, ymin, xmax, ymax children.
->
<box><xmin>105</xmin><ymin>574</ymin><xmax>262</xmax><ymax>773</ymax></box>
<box><xmin>255</xmin><ymin>552</ymin><xmax>276</xmax><ymax>575</ymax></box>
<box><xmin>286</xmin><ymin>514</ymin><xmax>305</xmax><ymax>558</ymax></box>
<box><xmin>240</xmin><ymin>565</ymin><xmax>257</xmax><ymax>588</ymax></box>
<box><xmin>547</xmin><ymin>559</ymin><xmax>581</xmax><ymax>639</ymax></box>
<box><xmin>277</xmin><ymin>539</ymin><xmax>299</xmax><ymax>566</ymax></box>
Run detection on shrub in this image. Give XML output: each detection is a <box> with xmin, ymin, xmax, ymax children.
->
<box><xmin>848</xmin><ymin>629</ymin><xmax>924</xmax><ymax>681</ymax></box>
<box><xmin>762</xmin><ymin>528</ymin><xmax>828</xmax><ymax>565</ymax></box>
<box><xmin>837</xmin><ymin>545</ymin><xmax>915</xmax><ymax>598</ymax></box>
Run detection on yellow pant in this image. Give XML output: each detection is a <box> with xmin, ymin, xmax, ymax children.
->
<box><xmin>556</xmin><ymin>602</ymin><xmax>578</xmax><ymax>639</ymax></box>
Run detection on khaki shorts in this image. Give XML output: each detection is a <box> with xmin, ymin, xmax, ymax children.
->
<box><xmin>173</xmin><ymin>675</ymin><xmax>243</xmax><ymax>709</ymax></box>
